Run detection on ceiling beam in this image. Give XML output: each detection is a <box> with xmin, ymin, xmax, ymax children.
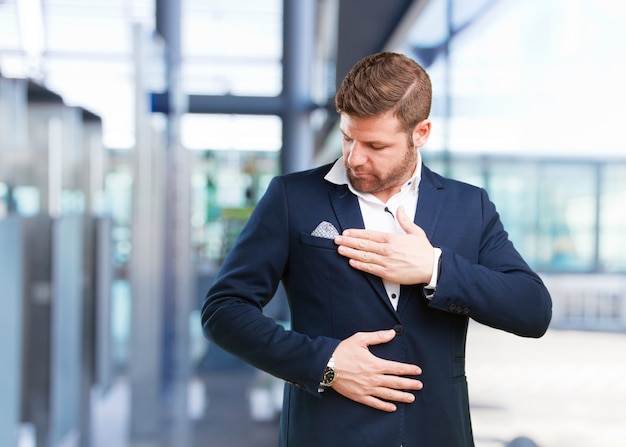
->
<box><xmin>335</xmin><ymin>0</ymin><xmax>427</xmax><ymax>90</ymax></box>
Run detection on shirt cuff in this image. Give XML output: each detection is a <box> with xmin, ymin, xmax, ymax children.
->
<box><xmin>425</xmin><ymin>247</ymin><xmax>442</xmax><ymax>290</ymax></box>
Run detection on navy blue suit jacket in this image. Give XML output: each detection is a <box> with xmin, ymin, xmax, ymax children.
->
<box><xmin>202</xmin><ymin>162</ymin><xmax>552</xmax><ymax>447</ymax></box>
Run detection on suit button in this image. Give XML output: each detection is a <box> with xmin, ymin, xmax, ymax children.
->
<box><xmin>463</xmin><ymin>307</ymin><xmax>470</xmax><ymax>315</ymax></box>
<box><xmin>448</xmin><ymin>304</ymin><xmax>457</xmax><ymax>312</ymax></box>
<box><xmin>393</xmin><ymin>324</ymin><xmax>403</xmax><ymax>335</ymax></box>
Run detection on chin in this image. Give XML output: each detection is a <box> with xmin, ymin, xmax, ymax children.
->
<box><xmin>353</xmin><ymin>181</ymin><xmax>378</xmax><ymax>194</ymax></box>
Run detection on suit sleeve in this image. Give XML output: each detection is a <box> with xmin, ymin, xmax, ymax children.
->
<box><xmin>201</xmin><ymin>176</ymin><xmax>340</xmax><ymax>395</ymax></box>
<box><xmin>428</xmin><ymin>188</ymin><xmax>552</xmax><ymax>338</ymax></box>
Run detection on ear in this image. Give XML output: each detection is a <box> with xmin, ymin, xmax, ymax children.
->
<box><xmin>412</xmin><ymin>119</ymin><xmax>431</xmax><ymax>148</ymax></box>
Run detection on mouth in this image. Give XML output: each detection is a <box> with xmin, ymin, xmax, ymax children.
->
<box><xmin>349</xmin><ymin>169</ymin><xmax>370</xmax><ymax>179</ymax></box>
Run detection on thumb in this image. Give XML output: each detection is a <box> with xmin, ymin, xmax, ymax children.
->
<box><xmin>396</xmin><ymin>206</ymin><xmax>420</xmax><ymax>235</ymax></box>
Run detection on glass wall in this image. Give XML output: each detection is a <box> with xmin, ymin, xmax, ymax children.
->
<box><xmin>535</xmin><ymin>163</ymin><xmax>598</xmax><ymax>272</ymax></box>
<box><xmin>600</xmin><ymin>164</ymin><xmax>626</xmax><ymax>272</ymax></box>
<box><xmin>395</xmin><ymin>0</ymin><xmax>626</xmax><ymax>274</ymax></box>
<box><xmin>189</xmin><ymin>148</ymin><xmax>280</xmax><ymax>267</ymax></box>
<box><xmin>181</xmin><ymin>0</ymin><xmax>282</xmax><ymax>96</ymax></box>
<box><xmin>400</xmin><ymin>0</ymin><xmax>626</xmax><ymax>159</ymax></box>
<box><xmin>424</xmin><ymin>153</ymin><xmax>626</xmax><ymax>274</ymax></box>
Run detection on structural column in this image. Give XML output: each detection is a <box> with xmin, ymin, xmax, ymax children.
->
<box><xmin>156</xmin><ymin>0</ymin><xmax>193</xmax><ymax>445</ymax></box>
<box><xmin>281</xmin><ymin>0</ymin><xmax>317</xmax><ymax>174</ymax></box>
<box><xmin>129</xmin><ymin>24</ymin><xmax>163</xmax><ymax>439</ymax></box>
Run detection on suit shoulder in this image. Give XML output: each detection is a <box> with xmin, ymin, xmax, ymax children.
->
<box><xmin>282</xmin><ymin>163</ymin><xmax>333</xmax><ymax>179</ymax></box>
<box><xmin>277</xmin><ymin>163</ymin><xmax>335</xmax><ymax>187</ymax></box>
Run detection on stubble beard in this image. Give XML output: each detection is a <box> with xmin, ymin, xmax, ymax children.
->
<box><xmin>346</xmin><ymin>144</ymin><xmax>417</xmax><ymax>194</ymax></box>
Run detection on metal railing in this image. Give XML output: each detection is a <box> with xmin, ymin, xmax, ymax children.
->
<box><xmin>542</xmin><ymin>274</ymin><xmax>626</xmax><ymax>332</ymax></box>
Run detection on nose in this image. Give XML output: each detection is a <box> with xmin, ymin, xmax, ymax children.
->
<box><xmin>347</xmin><ymin>142</ymin><xmax>367</xmax><ymax>167</ymax></box>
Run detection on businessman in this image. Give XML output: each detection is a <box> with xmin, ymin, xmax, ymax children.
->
<box><xmin>202</xmin><ymin>52</ymin><xmax>552</xmax><ymax>446</ymax></box>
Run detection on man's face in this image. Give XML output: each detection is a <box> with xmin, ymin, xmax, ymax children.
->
<box><xmin>339</xmin><ymin>111</ymin><xmax>420</xmax><ymax>202</ymax></box>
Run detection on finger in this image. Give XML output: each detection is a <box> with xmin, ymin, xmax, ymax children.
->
<box><xmin>356</xmin><ymin>329</ymin><xmax>396</xmax><ymax>346</ymax></box>
<box><xmin>379</xmin><ymin>375</ymin><xmax>424</xmax><ymax>391</ymax></box>
<box><xmin>360</xmin><ymin>395</ymin><xmax>398</xmax><ymax>413</ymax></box>
<box><xmin>336</xmin><ymin>235</ymin><xmax>392</xmax><ymax>260</ymax></box>
<box><xmin>348</xmin><ymin>258</ymin><xmax>380</xmax><ymax>275</ymax></box>
<box><xmin>373</xmin><ymin>387</ymin><xmax>417</xmax><ymax>404</ymax></box>
<box><xmin>338</xmin><ymin>229</ymin><xmax>388</xmax><ymax>244</ymax></box>
<box><xmin>380</xmin><ymin>360</ymin><xmax>422</xmax><ymax>377</ymax></box>
<box><xmin>337</xmin><ymin>245</ymin><xmax>383</xmax><ymax>265</ymax></box>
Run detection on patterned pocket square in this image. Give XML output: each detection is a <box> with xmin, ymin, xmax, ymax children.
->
<box><xmin>311</xmin><ymin>221</ymin><xmax>339</xmax><ymax>239</ymax></box>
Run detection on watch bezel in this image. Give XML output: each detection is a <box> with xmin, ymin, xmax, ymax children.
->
<box><xmin>320</xmin><ymin>356</ymin><xmax>337</xmax><ymax>387</ymax></box>
<box><xmin>321</xmin><ymin>367</ymin><xmax>336</xmax><ymax>386</ymax></box>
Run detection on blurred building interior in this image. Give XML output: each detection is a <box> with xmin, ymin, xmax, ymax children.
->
<box><xmin>1</xmin><ymin>0</ymin><xmax>625</xmax><ymax>446</ymax></box>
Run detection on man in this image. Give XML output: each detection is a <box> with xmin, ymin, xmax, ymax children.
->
<box><xmin>201</xmin><ymin>52</ymin><xmax>552</xmax><ymax>446</ymax></box>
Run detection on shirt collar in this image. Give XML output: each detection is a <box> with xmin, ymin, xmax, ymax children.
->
<box><xmin>325</xmin><ymin>152</ymin><xmax>422</xmax><ymax>201</ymax></box>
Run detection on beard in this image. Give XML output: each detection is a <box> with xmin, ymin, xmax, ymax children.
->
<box><xmin>345</xmin><ymin>142</ymin><xmax>417</xmax><ymax>195</ymax></box>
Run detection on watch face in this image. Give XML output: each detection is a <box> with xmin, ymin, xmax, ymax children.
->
<box><xmin>323</xmin><ymin>367</ymin><xmax>335</xmax><ymax>385</ymax></box>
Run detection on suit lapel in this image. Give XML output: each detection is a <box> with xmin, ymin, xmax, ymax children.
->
<box><xmin>413</xmin><ymin>165</ymin><xmax>444</xmax><ymax>239</ymax></box>
<box><xmin>329</xmin><ymin>185</ymin><xmax>399</xmax><ymax>317</ymax></box>
<box><xmin>397</xmin><ymin>165</ymin><xmax>445</xmax><ymax>316</ymax></box>
<box><xmin>329</xmin><ymin>184</ymin><xmax>363</xmax><ymax>232</ymax></box>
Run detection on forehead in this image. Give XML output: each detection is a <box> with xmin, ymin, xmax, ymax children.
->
<box><xmin>339</xmin><ymin>111</ymin><xmax>404</xmax><ymax>138</ymax></box>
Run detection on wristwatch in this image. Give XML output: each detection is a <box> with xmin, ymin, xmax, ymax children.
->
<box><xmin>320</xmin><ymin>356</ymin><xmax>337</xmax><ymax>387</ymax></box>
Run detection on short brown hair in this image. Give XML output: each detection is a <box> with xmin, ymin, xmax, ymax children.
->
<box><xmin>335</xmin><ymin>52</ymin><xmax>432</xmax><ymax>133</ymax></box>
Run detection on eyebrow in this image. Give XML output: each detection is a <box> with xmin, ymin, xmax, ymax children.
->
<box><xmin>339</xmin><ymin>128</ymin><xmax>352</xmax><ymax>139</ymax></box>
<box><xmin>339</xmin><ymin>129</ymin><xmax>390</xmax><ymax>146</ymax></box>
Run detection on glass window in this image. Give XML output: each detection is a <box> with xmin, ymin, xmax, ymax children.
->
<box><xmin>485</xmin><ymin>160</ymin><xmax>539</xmax><ymax>266</ymax></box>
<box><xmin>190</xmin><ymin>149</ymin><xmax>279</xmax><ymax>266</ymax></box>
<box><xmin>423</xmin><ymin>154</ymin><xmax>610</xmax><ymax>273</ymax></box>
<box><xmin>536</xmin><ymin>163</ymin><xmax>597</xmax><ymax>272</ymax></box>
<box><xmin>182</xmin><ymin>0</ymin><xmax>282</xmax><ymax>97</ymax></box>
<box><xmin>181</xmin><ymin>114</ymin><xmax>282</xmax><ymax>151</ymax></box>
<box><xmin>448</xmin><ymin>157</ymin><xmax>486</xmax><ymax>189</ymax></box>
<box><xmin>0</xmin><ymin>182</ymin><xmax>7</xmax><ymax>218</ymax></box>
<box><xmin>401</xmin><ymin>0</ymin><xmax>626</xmax><ymax>159</ymax></box>
<box><xmin>599</xmin><ymin>163</ymin><xmax>626</xmax><ymax>272</ymax></box>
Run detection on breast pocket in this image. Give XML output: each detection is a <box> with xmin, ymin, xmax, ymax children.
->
<box><xmin>299</xmin><ymin>232</ymin><xmax>338</xmax><ymax>250</ymax></box>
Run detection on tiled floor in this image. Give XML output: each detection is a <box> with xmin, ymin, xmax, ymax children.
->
<box><xmin>92</xmin><ymin>370</ymin><xmax>278</xmax><ymax>447</ymax></box>
<box><xmin>91</xmin><ymin>324</ymin><xmax>626</xmax><ymax>447</ymax></box>
<box><xmin>467</xmin><ymin>323</ymin><xmax>626</xmax><ymax>447</ymax></box>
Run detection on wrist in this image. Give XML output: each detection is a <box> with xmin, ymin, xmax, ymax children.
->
<box><xmin>426</xmin><ymin>247</ymin><xmax>442</xmax><ymax>288</ymax></box>
<box><xmin>424</xmin><ymin>248</ymin><xmax>442</xmax><ymax>300</ymax></box>
<box><xmin>319</xmin><ymin>355</ymin><xmax>337</xmax><ymax>388</ymax></box>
